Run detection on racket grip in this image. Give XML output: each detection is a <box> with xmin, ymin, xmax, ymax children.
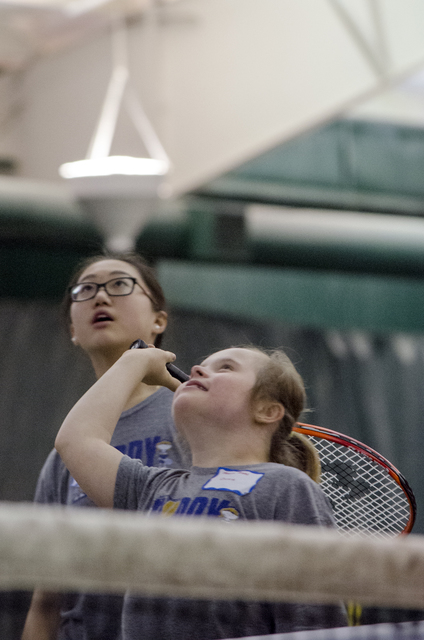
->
<box><xmin>129</xmin><ymin>339</ymin><xmax>190</xmax><ymax>383</ymax></box>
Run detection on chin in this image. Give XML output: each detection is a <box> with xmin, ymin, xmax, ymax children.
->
<box><xmin>172</xmin><ymin>393</ymin><xmax>194</xmax><ymax>423</ymax></box>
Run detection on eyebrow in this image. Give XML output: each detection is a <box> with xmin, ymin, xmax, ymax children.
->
<box><xmin>78</xmin><ymin>270</ymin><xmax>133</xmax><ymax>283</ymax></box>
<box><xmin>202</xmin><ymin>357</ymin><xmax>240</xmax><ymax>368</ymax></box>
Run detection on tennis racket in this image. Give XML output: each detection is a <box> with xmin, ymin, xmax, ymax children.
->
<box><xmin>293</xmin><ymin>423</ymin><xmax>416</xmax><ymax>538</ymax></box>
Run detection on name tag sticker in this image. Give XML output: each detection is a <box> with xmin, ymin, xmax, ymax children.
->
<box><xmin>202</xmin><ymin>468</ymin><xmax>264</xmax><ymax>496</ymax></box>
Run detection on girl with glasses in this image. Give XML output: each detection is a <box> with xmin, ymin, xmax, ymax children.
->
<box><xmin>55</xmin><ymin>343</ymin><xmax>347</xmax><ymax>640</ymax></box>
<box><xmin>23</xmin><ymin>252</ymin><xmax>190</xmax><ymax>640</ymax></box>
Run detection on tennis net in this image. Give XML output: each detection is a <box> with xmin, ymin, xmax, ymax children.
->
<box><xmin>1</xmin><ymin>501</ymin><xmax>423</xmax><ymax>639</ymax></box>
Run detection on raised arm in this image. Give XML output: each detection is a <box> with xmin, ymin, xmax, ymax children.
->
<box><xmin>55</xmin><ymin>347</ymin><xmax>179</xmax><ymax>508</ymax></box>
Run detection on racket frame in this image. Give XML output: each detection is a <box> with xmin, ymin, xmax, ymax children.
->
<box><xmin>294</xmin><ymin>422</ymin><xmax>417</xmax><ymax>535</ymax></box>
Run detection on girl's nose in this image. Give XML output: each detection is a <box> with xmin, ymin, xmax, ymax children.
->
<box><xmin>190</xmin><ymin>364</ymin><xmax>207</xmax><ymax>378</ymax></box>
<box><xmin>94</xmin><ymin>287</ymin><xmax>111</xmax><ymax>303</ymax></box>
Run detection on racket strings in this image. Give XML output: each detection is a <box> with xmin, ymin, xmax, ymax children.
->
<box><xmin>307</xmin><ymin>436</ymin><xmax>411</xmax><ymax>538</ymax></box>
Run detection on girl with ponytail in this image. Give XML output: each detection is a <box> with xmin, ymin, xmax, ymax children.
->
<box><xmin>56</xmin><ymin>344</ymin><xmax>346</xmax><ymax>640</ymax></box>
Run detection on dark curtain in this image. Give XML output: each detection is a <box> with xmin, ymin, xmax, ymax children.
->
<box><xmin>0</xmin><ymin>300</ymin><xmax>95</xmax><ymax>501</ymax></box>
<box><xmin>1</xmin><ymin>299</ymin><xmax>424</xmax><ymax>630</ymax></box>
<box><xmin>0</xmin><ymin>300</ymin><xmax>423</xmax><ymax>533</ymax></box>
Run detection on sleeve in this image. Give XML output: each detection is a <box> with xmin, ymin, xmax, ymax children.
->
<box><xmin>274</xmin><ymin>471</ymin><xmax>337</xmax><ymax>528</ymax></box>
<box><xmin>299</xmin><ymin>480</ymin><xmax>337</xmax><ymax>528</ymax></box>
<box><xmin>34</xmin><ymin>449</ymin><xmax>70</xmax><ymax>505</ymax></box>
<box><xmin>113</xmin><ymin>455</ymin><xmax>177</xmax><ymax>512</ymax></box>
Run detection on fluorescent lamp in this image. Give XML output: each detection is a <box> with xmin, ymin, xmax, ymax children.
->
<box><xmin>59</xmin><ymin>156</ymin><xmax>168</xmax><ymax>179</ymax></box>
<box><xmin>58</xmin><ymin>21</ymin><xmax>171</xmax><ymax>252</ymax></box>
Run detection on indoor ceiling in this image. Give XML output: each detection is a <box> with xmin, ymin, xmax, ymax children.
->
<box><xmin>0</xmin><ymin>0</ymin><xmax>158</xmax><ymax>72</ymax></box>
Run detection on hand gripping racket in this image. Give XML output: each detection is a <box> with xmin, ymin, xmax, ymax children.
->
<box><xmin>293</xmin><ymin>423</ymin><xmax>416</xmax><ymax>538</ymax></box>
<box><xmin>129</xmin><ymin>339</ymin><xmax>189</xmax><ymax>383</ymax></box>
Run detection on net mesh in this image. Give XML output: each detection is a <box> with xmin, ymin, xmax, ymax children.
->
<box><xmin>0</xmin><ymin>502</ymin><xmax>423</xmax><ymax>639</ymax></box>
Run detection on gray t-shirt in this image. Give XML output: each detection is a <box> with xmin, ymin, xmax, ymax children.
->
<box><xmin>115</xmin><ymin>457</ymin><xmax>347</xmax><ymax>639</ymax></box>
<box><xmin>34</xmin><ymin>387</ymin><xmax>188</xmax><ymax>640</ymax></box>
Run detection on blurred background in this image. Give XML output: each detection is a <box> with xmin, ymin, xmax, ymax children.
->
<box><xmin>2</xmin><ymin>0</ymin><xmax>424</xmax><ymax>550</ymax></box>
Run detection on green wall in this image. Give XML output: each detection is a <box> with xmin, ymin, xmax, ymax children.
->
<box><xmin>195</xmin><ymin>119</ymin><xmax>424</xmax><ymax>216</ymax></box>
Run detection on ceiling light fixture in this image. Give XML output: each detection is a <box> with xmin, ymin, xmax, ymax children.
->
<box><xmin>59</xmin><ymin>156</ymin><xmax>168</xmax><ymax>178</ymax></box>
<box><xmin>59</xmin><ymin>16</ymin><xmax>170</xmax><ymax>251</ymax></box>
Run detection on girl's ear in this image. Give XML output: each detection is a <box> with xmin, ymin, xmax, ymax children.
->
<box><xmin>153</xmin><ymin>311</ymin><xmax>168</xmax><ymax>335</ymax></box>
<box><xmin>254</xmin><ymin>400</ymin><xmax>285</xmax><ymax>425</ymax></box>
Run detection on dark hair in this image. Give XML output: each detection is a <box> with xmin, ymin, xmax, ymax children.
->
<box><xmin>249</xmin><ymin>348</ymin><xmax>321</xmax><ymax>482</ymax></box>
<box><xmin>62</xmin><ymin>251</ymin><xmax>167</xmax><ymax>347</ymax></box>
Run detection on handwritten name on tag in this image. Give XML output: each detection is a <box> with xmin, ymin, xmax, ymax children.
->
<box><xmin>202</xmin><ymin>468</ymin><xmax>264</xmax><ymax>496</ymax></box>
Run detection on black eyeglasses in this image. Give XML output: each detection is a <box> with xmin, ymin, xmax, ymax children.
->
<box><xmin>70</xmin><ymin>277</ymin><xmax>155</xmax><ymax>304</ymax></box>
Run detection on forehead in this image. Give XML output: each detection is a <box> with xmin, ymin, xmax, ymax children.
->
<box><xmin>78</xmin><ymin>259</ymin><xmax>140</xmax><ymax>282</ymax></box>
<box><xmin>202</xmin><ymin>348</ymin><xmax>268</xmax><ymax>371</ymax></box>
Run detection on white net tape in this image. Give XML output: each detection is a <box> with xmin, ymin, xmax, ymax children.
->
<box><xmin>0</xmin><ymin>502</ymin><xmax>424</xmax><ymax>608</ymax></box>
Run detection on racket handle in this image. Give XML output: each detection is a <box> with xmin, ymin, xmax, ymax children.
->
<box><xmin>129</xmin><ymin>339</ymin><xmax>190</xmax><ymax>383</ymax></box>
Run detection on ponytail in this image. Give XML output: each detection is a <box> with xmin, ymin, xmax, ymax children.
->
<box><xmin>248</xmin><ymin>346</ymin><xmax>321</xmax><ymax>483</ymax></box>
<box><xmin>270</xmin><ymin>430</ymin><xmax>321</xmax><ymax>483</ymax></box>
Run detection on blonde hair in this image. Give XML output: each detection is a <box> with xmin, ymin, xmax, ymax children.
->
<box><xmin>248</xmin><ymin>348</ymin><xmax>321</xmax><ymax>483</ymax></box>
